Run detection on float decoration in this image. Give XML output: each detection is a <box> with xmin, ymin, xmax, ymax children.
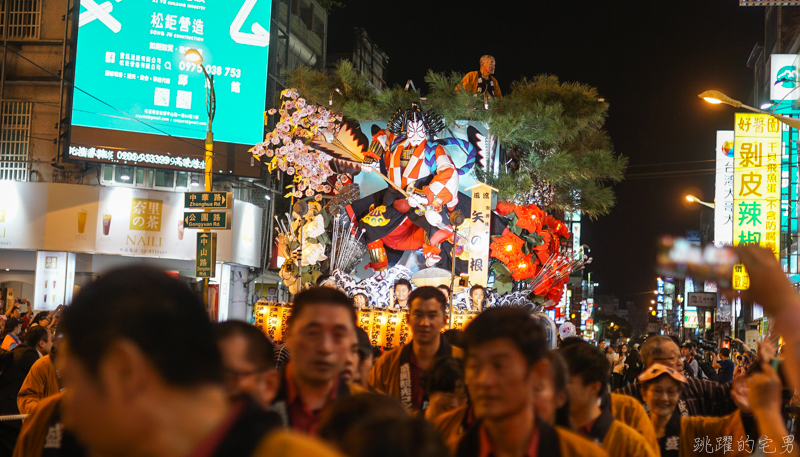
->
<box><xmin>489</xmin><ymin>201</ymin><xmax>585</xmax><ymax>305</ymax></box>
<box><xmin>250</xmin><ymin>88</ymin><xmax>341</xmax><ymax>201</ymax></box>
<box><xmin>284</xmin><ymin>64</ymin><xmax>627</xmax><ymax>218</ymax></box>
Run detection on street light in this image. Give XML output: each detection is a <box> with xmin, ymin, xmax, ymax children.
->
<box><xmin>699</xmin><ymin>90</ymin><xmax>800</xmax><ymax>130</ymax></box>
<box><xmin>184</xmin><ymin>47</ymin><xmax>216</xmax><ymax>308</ymax></box>
<box><xmin>685</xmin><ymin>195</ymin><xmax>715</xmax><ymax>209</ymax></box>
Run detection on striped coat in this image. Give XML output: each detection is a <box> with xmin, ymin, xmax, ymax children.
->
<box><xmin>373</xmin><ymin>130</ymin><xmax>460</xmax><ymax>209</ymax></box>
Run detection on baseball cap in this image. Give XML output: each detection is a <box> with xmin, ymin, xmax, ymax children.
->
<box><xmin>3</xmin><ymin>317</ymin><xmax>20</xmax><ymax>333</ymax></box>
<box><xmin>637</xmin><ymin>363</ymin><xmax>687</xmax><ymax>384</ymax></box>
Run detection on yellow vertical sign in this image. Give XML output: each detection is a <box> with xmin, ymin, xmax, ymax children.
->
<box><xmin>467</xmin><ymin>183</ymin><xmax>497</xmax><ymax>287</ymax></box>
<box><xmin>733</xmin><ymin>113</ymin><xmax>781</xmax><ymax>289</ymax></box>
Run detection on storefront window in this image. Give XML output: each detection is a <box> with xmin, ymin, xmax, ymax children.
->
<box><xmin>176</xmin><ymin>171</ymin><xmax>189</xmax><ymax>189</ymax></box>
<box><xmin>154</xmin><ymin>170</ymin><xmax>175</xmax><ymax>188</ymax></box>
<box><xmin>100</xmin><ymin>165</ymin><xmax>202</xmax><ymax>191</ymax></box>
<box><xmin>115</xmin><ymin>166</ymin><xmax>133</xmax><ymax>183</ymax></box>
<box><xmin>136</xmin><ymin>168</ymin><xmax>153</xmax><ymax>187</ymax></box>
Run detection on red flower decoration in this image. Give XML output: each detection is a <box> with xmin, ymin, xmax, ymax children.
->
<box><xmin>531</xmin><ymin>230</ymin><xmax>553</xmax><ymax>263</ymax></box>
<box><xmin>495</xmin><ymin>201</ymin><xmax>517</xmax><ymax>216</ymax></box>
<box><xmin>510</xmin><ymin>253</ymin><xmax>538</xmax><ymax>281</ymax></box>
<box><xmin>516</xmin><ymin>204</ymin><xmax>545</xmax><ymax>233</ymax></box>
<box><xmin>490</xmin><ymin>230</ymin><xmax>525</xmax><ymax>265</ymax></box>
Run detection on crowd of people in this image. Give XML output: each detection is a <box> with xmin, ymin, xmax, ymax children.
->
<box><xmin>0</xmin><ymin>245</ymin><xmax>796</xmax><ymax>457</ymax></box>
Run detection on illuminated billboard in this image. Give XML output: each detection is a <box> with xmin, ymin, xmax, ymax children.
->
<box><xmin>733</xmin><ymin>113</ymin><xmax>782</xmax><ymax>257</ymax></box>
<box><xmin>70</xmin><ymin>0</ymin><xmax>272</xmax><ymax>176</ymax></box>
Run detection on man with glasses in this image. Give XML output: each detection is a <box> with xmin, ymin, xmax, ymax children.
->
<box><xmin>614</xmin><ymin>336</ymin><xmax>735</xmax><ymax>418</ymax></box>
<box><xmin>214</xmin><ymin>320</ymin><xmax>282</xmax><ymax>410</ymax></box>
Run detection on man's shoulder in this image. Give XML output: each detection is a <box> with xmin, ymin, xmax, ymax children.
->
<box><xmin>433</xmin><ymin>403</ymin><xmax>468</xmax><ymax>431</ymax></box>
<box><xmin>611</xmin><ymin>392</ymin><xmax>645</xmax><ymax>410</ymax></box>
<box><xmin>253</xmin><ymin>430</ymin><xmax>345</xmax><ymax>457</ymax></box>
<box><xmin>374</xmin><ymin>345</ymin><xmax>405</xmax><ymax>367</ymax></box>
<box><xmin>606</xmin><ymin>421</ymin><xmax>656</xmax><ymax>456</ymax></box>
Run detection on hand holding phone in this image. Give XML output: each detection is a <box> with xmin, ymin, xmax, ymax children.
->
<box><xmin>656</xmin><ymin>236</ymin><xmax>738</xmax><ymax>288</ymax></box>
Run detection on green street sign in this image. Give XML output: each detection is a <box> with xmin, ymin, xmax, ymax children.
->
<box><xmin>184</xmin><ymin>211</ymin><xmax>230</xmax><ymax>229</ymax></box>
<box><xmin>196</xmin><ymin>232</ymin><xmax>217</xmax><ymax>278</ymax></box>
<box><xmin>185</xmin><ymin>192</ymin><xmax>232</xmax><ymax>209</ymax></box>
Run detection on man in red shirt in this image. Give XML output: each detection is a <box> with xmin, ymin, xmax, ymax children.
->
<box><xmin>456</xmin><ymin>307</ymin><xmax>606</xmax><ymax>457</ymax></box>
<box><xmin>268</xmin><ymin>287</ymin><xmax>360</xmax><ymax>434</ymax></box>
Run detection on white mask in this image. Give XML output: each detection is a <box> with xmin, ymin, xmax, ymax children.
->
<box><xmin>406</xmin><ymin>120</ymin><xmax>426</xmax><ymax>147</ymax></box>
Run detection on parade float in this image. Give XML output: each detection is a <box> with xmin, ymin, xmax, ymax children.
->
<box><xmin>249</xmin><ymin>63</ymin><xmax>624</xmax><ymax>344</ymax></box>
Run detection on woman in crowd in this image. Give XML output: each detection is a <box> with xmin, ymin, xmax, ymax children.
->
<box><xmin>638</xmin><ymin>363</ymin><xmax>757</xmax><ymax>456</ymax></box>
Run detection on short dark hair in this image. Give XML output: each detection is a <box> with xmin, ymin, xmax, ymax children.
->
<box><xmin>24</xmin><ymin>326</ymin><xmax>49</xmax><ymax>348</ymax></box>
<box><xmin>316</xmin><ymin>274</ymin><xmax>332</xmax><ymax>287</ymax></box>
<box><xmin>394</xmin><ymin>279</ymin><xmax>412</xmax><ymax>292</ymax></box>
<box><xmin>720</xmin><ymin>348</ymin><xmax>731</xmax><ymax>358</ymax></box>
<box><xmin>558</xmin><ymin>340</ymin><xmax>609</xmax><ymax>397</ymax></box>
<box><xmin>318</xmin><ymin>393</ymin><xmax>407</xmax><ymax>446</ymax></box>
<box><xmin>442</xmin><ymin>329</ymin><xmax>464</xmax><ymax>349</ymax></box>
<box><xmin>288</xmin><ymin>287</ymin><xmax>356</xmax><ymax>326</ymax></box>
<box><xmin>408</xmin><ymin>286</ymin><xmax>448</xmax><ymax>314</ymax></box>
<box><xmin>436</xmin><ymin>285</ymin><xmax>451</xmax><ymax>295</ymax></box>
<box><xmin>340</xmin><ymin>416</ymin><xmax>449</xmax><ymax>457</ymax></box>
<box><xmin>462</xmin><ymin>307</ymin><xmax>546</xmax><ymax>366</ymax></box>
<box><xmin>59</xmin><ymin>266</ymin><xmax>223</xmax><ymax>387</ymax></box>
<box><xmin>421</xmin><ymin>356</ymin><xmax>464</xmax><ymax>395</ymax></box>
<box><xmin>213</xmin><ymin>321</ymin><xmax>276</xmax><ymax>371</ymax></box>
<box><xmin>469</xmin><ymin>285</ymin><xmax>485</xmax><ymax>296</ymax></box>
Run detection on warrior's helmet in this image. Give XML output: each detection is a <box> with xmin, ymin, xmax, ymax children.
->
<box><xmin>387</xmin><ymin>103</ymin><xmax>445</xmax><ymax>144</ymax></box>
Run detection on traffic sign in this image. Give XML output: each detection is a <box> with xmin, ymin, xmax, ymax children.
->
<box><xmin>196</xmin><ymin>233</ymin><xmax>217</xmax><ymax>278</ymax></box>
<box><xmin>185</xmin><ymin>192</ymin><xmax>232</xmax><ymax>209</ymax></box>
<box><xmin>184</xmin><ymin>211</ymin><xmax>231</xmax><ymax>229</ymax></box>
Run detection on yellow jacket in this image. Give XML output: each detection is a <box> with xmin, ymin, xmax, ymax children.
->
<box><xmin>610</xmin><ymin>393</ymin><xmax>659</xmax><ymax>455</ymax></box>
<box><xmin>17</xmin><ymin>354</ymin><xmax>60</xmax><ymax>415</ymax></box>
<box><xmin>369</xmin><ymin>337</ymin><xmax>462</xmax><ymax>410</ymax></box>
<box><xmin>13</xmin><ymin>392</ymin><xmax>61</xmax><ymax>457</ymax></box>
<box><xmin>254</xmin><ymin>430</ymin><xmax>345</xmax><ymax>457</ymax></box>
<box><xmin>433</xmin><ymin>403</ymin><xmax>471</xmax><ymax>454</ymax></box>
<box><xmin>677</xmin><ymin>411</ymin><xmax>752</xmax><ymax>457</ymax></box>
<box><xmin>459</xmin><ymin>71</ymin><xmax>502</xmax><ymax>99</ymax></box>
<box><xmin>601</xmin><ymin>420</ymin><xmax>657</xmax><ymax>457</ymax></box>
<box><xmin>455</xmin><ymin>419</ymin><xmax>608</xmax><ymax>457</ymax></box>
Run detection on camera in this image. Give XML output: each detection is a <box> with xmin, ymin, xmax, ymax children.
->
<box><xmin>697</xmin><ymin>338</ymin><xmax>718</xmax><ymax>352</ymax></box>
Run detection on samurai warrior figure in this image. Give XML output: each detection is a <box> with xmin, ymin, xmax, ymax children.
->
<box><xmin>345</xmin><ymin>103</ymin><xmax>470</xmax><ymax>269</ymax></box>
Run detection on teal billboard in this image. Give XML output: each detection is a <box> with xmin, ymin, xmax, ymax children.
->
<box><xmin>72</xmin><ymin>0</ymin><xmax>272</xmax><ymax>146</ymax></box>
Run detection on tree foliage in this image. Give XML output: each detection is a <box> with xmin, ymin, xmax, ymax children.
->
<box><xmin>285</xmin><ymin>62</ymin><xmax>627</xmax><ymax>217</ymax></box>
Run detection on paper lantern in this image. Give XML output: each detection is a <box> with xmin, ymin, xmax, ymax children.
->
<box><xmin>357</xmin><ymin>309</ymin><xmax>373</xmax><ymax>339</ymax></box>
<box><xmin>369</xmin><ymin>309</ymin><xmax>388</xmax><ymax>347</ymax></box>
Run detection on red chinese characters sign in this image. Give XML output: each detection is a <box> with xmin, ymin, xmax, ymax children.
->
<box><xmin>733</xmin><ymin>113</ymin><xmax>781</xmax><ymax>261</ymax></box>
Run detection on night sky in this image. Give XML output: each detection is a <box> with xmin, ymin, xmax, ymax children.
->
<box><xmin>327</xmin><ymin>1</ymin><xmax>763</xmax><ymax>311</ymax></box>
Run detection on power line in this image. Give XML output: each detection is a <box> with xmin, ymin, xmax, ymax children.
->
<box><xmin>626</xmin><ymin>168</ymin><xmax>715</xmax><ymax>178</ymax></box>
<box><xmin>627</xmin><ymin>159</ymin><xmax>716</xmax><ymax>168</ymax></box>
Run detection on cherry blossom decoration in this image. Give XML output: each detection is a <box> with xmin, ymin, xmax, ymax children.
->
<box><xmin>250</xmin><ymin>89</ymin><xmax>343</xmax><ymax>200</ymax></box>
